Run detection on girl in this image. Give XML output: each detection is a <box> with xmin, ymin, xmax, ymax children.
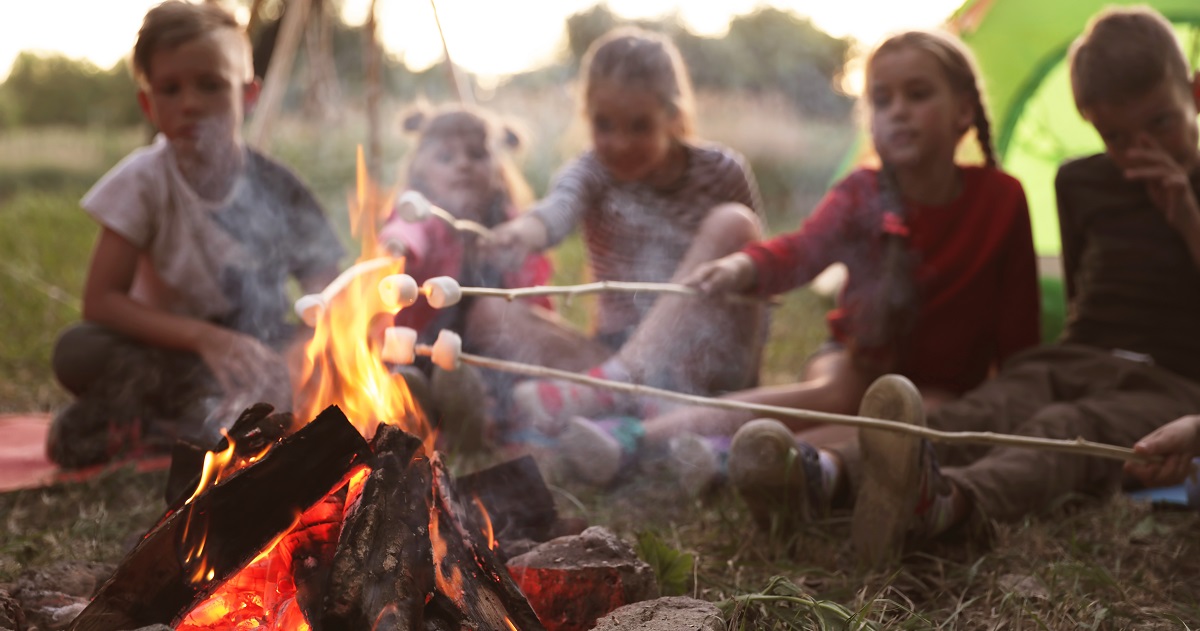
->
<box><xmin>479</xmin><ymin>26</ymin><xmax>768</xmax><ymax>461</ymax></box>
<box><xmin>378</xmin><ymin>105</ymin><xmax>553</xmax><ymax>452</ymax></box>
<box><xmin>556</xmin><ymin>29</ymin><xmax>1042</xmax><ymax>492</ymax></box>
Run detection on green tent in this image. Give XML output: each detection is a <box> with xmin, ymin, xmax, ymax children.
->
<box><xmin>951</xmin><ymin>0</ymin><xmax>1200</xmax><ymax>256</ymax></box>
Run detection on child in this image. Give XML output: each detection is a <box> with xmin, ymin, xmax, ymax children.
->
<box><xmin>479</xmin><ymin>27</ymin><xmax>768</xmax><ymax>468</ymax></box>
<box><xmin>552</xmin><ymin>28</ymin><xmax>1043</xmax><ymax>492</ymax></box>
<box><xmin>377</xmin><ymin>105</ymin><xmax>553</xmax><ymax>451</ymax></box>
<box><xmin>47</xmin><ymin>0</ymin><xmax>344</xmax><ymax>468</ymax></box>
<box><xmin>740</xmin><ymin>7</ymin><xmax>1200</xmax><ymax>563</ymax></box>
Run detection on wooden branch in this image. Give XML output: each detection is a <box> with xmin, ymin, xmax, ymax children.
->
<box><xmin>429</xmin><ymin>0</ymin><xmax>474</xmax><ymax>105</ymax></box>
<box><xmin>429</xmin><ymin>206</ymin><xmax>492</xmax><ymax>238</ymax></box>
<box><xmin>458</xmin><ymin>353</ymin><xmax>1151</xmax><ymax>463</ymax></box>
<box><xmin>457</xmin><ymin>280</ymin><xmax>770</xmax><ymax>306</ymax></box>
<box><xmin>246</xmin><ymin>0</ymin><xmax>310</xmax><ymax>150</ymax></box>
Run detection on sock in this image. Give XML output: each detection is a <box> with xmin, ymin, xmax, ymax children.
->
<box><xmin>816</xmin><ymin>449</ymin><xmax>840</xmax><ymax>499</ymax></box>
<box><xmin>519</xmin><ymin>358</ymin><xmax>634</xmax><ymax>424</ymax></box>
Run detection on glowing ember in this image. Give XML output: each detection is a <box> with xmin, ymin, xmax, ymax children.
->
<box><xmin>474</xmin><ymin>496</ymin><xmax>497</xmax><ymax>551</ymax></box>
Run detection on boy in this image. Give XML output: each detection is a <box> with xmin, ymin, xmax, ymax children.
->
<box><xmin>48</xmin><ymin>1</ymin><xmax>344</xmax><ymax>468</ymax></box>
<box><xmin>725</xmin><ymin>6</ymin><xmax>1200</xmax><ymax>564</ymax></box>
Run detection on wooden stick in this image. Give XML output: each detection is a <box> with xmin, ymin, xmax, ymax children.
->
<box><xmin>429</xmin><ymin>206</ymin><xmax>491</xmax><ymax>238</ymax></box>
<box><xmin>447</xmin><ymin>352</ymin><xmax>1150</xmax><ymax>464</ymax></box>
<box><xmin>454</xmin><ymin>280</ymin><xmax>770</xmax><ymax>306</ymax></box>
<box><xmin>429</xmin><ymin>0</ymin><xmax>475</xmax><ymax>106</ymax></box>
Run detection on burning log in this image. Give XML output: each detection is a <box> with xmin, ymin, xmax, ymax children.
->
<box><xmin>429</xmin><ymin>456</ymin><xmax>546</xmax><ymax>631</ymax></box>
<box><xmin>320</xmin><ymin>424</ymin><xmax>433</xmax><ymax>630</ymax></box>
<box><xmin>455</xmin><ymin>456</ymin><xmax>559</xmax><ymax>560</ymax></box>
<box><xmin>68</xmin><ymin>405</ymin><xmax>370</xmax><ymax>631</ymax></box>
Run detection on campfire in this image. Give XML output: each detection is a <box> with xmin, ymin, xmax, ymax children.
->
<box><xmin>65</xmin><ymin>151</ymin><xmax>553</xmax><ymax>631</ymax></box>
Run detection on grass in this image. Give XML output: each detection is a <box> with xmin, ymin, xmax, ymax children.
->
<box><xmin>1</xmin><ymin>100</ymin><xmax>1197</xmax><ymax>628</ymax></box>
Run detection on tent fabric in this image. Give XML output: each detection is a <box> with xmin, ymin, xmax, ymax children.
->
<box><xmin>950</xmin><ymin>0</ymin><xmax>1200</xmax><ymax>255</ymax></box>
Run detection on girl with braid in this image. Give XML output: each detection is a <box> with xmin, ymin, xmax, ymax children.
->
<box><xmin>549</xmin><ymin>29</ymin><xmax>1041</xmax><ymax>493</ymax></box>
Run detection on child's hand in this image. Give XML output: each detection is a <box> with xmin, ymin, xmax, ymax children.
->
<box><xmin>481</xmin><ymin>215</ymin><xmax>548</xmax><ymax>272</ymax></box>
<box><xmin>1123</xmin><ymin>135</ymin><xmax>1200</xmax><ymax>230</ymax></box>
<box><xmin>198</xmin><ymin>327</ymin><xmax>288</xmax><ymax>396</ymax></box>
<box><xmin>682</xmin><ymin>252</ymin><xmax>756</xmax><ymax>295</ymax></box>
<box><xmin>1125</xmin><ymin>414</ymin><xmax>1200</xmax><ymax>488</ymax></box>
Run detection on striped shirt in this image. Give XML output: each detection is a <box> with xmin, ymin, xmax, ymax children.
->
<box><xmin>532</xmin><ymin>142</ymin><xmax>762</xmax><ymax>338</ymax></box>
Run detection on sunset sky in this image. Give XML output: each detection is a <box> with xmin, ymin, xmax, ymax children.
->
<box><xmin>0</xmin><ymin>0</ymin><xmax>965</xmax><ymax>81</ymax></box>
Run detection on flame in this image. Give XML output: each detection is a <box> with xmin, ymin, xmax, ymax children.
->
<box><xmin>505</xmin><ymin>618</ymin><xmax>519</xmax><ymax>631</ymax></box>
<box><xmin>430</xmin><ymin>501</ymin><xmax>465</xmax><ymax>599</ymax></box>
<box><xmin>294</xmin><ymin>145</ymin><xmax>432</xmax><ymax>449</ymax></box>
<box><xmin>472</xmin><ymin>496</ymin><xmax>497</xmax><ymax>551</ymax></box>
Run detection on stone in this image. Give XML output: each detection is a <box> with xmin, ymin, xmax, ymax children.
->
<box><xmin>590</xmin><ymin>596</ymin><xmax>726</xmax><ymax>631</ymax></box>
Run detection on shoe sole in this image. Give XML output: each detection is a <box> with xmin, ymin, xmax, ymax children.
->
<box><xmin>852</xmin><ymin>374</ymin><xmax>927</xmax><ymax>568</ymax></box>
<box><xmin>669</xmin><ymin>432</ymin><xmax>720</xmax><ymax>498</ymax></box>
<box><xmin>558</xmin><ymin>416</ymin><xmax>623</xmax><ymax>486</ymax></box>
<box><xmin>728</xmin><ymin>418</ymin><xmax>812</xmax><ymax>531</ymax></box>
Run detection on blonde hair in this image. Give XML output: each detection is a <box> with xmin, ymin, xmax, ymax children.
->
<box><xmin>865</xmin><ymin>29</ymin><xmax>996</xmax><ymax>167</ymax></box>
<box><xmin>400</xmin><ymin>104</ymin><xmax>532</xmax><ymax>226</ymax></box>
<box><xmin>579</xmin><ymin>26</ymin><xmax>696</xmax><ymax>138</ymax></box>
<box><xmin>1068</xmin><ymin>6</ymin><xmax>1192</xmax><ymax>111</ymax></box>
<box><xmin>132</xmin><ymin>0</ymin><xmax>252</xmax><ymax>86</ymax></box>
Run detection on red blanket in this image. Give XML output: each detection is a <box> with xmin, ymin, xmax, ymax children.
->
<box><xmin>0</xmin><ymin>414</ymin><xmax>169</xmax><ymax>492</ymax></box>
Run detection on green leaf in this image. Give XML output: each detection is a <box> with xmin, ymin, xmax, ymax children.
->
<box><xmin>635</xmin><ymin>530</ymin><xmax>695</xmax><ymax>597</ymax></box>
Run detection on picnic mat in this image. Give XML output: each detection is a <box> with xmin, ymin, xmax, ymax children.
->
<box><xmin>0</xmin><ymin>413</ymin><xmax>170</xmax><ymax>493</ymax></box>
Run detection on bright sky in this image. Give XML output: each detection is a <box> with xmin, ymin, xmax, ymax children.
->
<box><xmin>0</xmin><ymin>0</ymin><xmax>965</xmax><ymax>81</ymax></box>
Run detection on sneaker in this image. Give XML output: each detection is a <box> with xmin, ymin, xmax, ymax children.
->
<box><xmin>851</xmin><ymin>374</ymin><xmax>952</xmax><ymax>567</ymax></box>
<box><xmin>511</xmin><ymin>379</ymin><xmax>622</xmax><ymax>436</ymax></box>
<box><xmin>727</xmin><ymin>418</ymin><xmax>831</xmax><ymax>533</ymax></box>
<box><xmin>556</xmin><ymin>416</ymin><xmax>643</xmax><ymax>487</ymax></box>
<box><xmin>667</xmin><ymin>432</ymin><xmax>727</xmax><ymax>498</ymax></box>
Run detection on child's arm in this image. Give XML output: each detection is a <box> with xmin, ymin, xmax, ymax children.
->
<box><xmin>1123</xmin><ymin>136</ymin><xmax>1200</xmax><ymax>268</ymax></box>
<box><xmin>481</xmin><ymin>213</ymin><xmax>549</xmax><ymax>272</ymax></box>
<box><xmin>1125</xmin><ymin>415</ymin><xmax>1200</xmax><ymax>488</ymax></box>
<box><xmin>83</xmin><ymin>227</ymin><xmax>283</xmax><ymax>393</ymax></box>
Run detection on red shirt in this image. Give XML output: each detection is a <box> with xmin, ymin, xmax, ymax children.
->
<box><xmin>743</xmin><ymin>166</ymin><xmax>1040</xmax><ymax>394</ymax></box>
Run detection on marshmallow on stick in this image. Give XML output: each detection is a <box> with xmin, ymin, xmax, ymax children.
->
<box><xmin>381</xmin><ymin>327</ymin><xmax>462</xmax><ymax>371</ymax></box>
<box><xmin>396</xmin><ymin>190</ymin><xmax>492</xmax><ymax>238</ymax></box>
<box><xmin>380</xmin><ymin>326</ymin><xmax>1151</xmax><ymax>464</ymax></box>
<box><xmin>378</xmin><ymin>274</ymin><xmax>762</xmax><ymax>311</ymax></box>
<box><xmin>294</xmin><ymin>257</ymin><xmax>398</xmax><ymax>326</ymax></box>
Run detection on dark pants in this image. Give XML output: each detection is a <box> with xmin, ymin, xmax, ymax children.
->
<box><xmin>834</xmin><ymin>344</ymin><xmax>1200</xmax><ymax>522</ymax></box>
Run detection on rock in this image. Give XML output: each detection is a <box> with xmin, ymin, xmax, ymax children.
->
<box><xmin>0</xmin><ymin>589</ymin><xmax>25</xmax><ymax>631</ymax></box>
<box><xmin>507</xmin><ymin>526</ymin><xmax>659</xmax><ymax>631</ymax></box>
<box><xmin>12</xmin><ymin>561</ymin><xmax>114</xmax><ymax>630</ymax></box>
<box><xmin>590</xmin><ymin>596</ymin><xmax>726</xmax><ymax>631</ymax></box>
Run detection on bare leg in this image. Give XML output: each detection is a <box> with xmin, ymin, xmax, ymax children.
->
<box><xmin>618</xmin><ymin>202</ymin><xmax>766</xmax><ymax>393</ymax></box>
<box><xmin>464</xmin><ymin>298</ymin><xmax>611</xmax><ymax>372</ymax></box>
<box><xmin>641</xmin><ymin>349</ymin><xmax>875</xmax><ymax>448</ymax></box>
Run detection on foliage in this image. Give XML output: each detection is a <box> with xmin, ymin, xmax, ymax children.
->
<box><xmin>561</xmin><ymin>4</ymin><xmax>855</xmax><ymax>118</ymax></box>
<box><xmin>0</xmin><ymin>53</ymin><xmax>142</xmax><ymax>129</ymax></box>
<box><xmin>635</xmin><ymin>529</ymin><xmax>695</xmax><ymax>596</ymax></box>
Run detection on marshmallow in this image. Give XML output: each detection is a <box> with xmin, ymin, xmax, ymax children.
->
<box><xmin>423</xmin><ymin>276</ymin><xmax>463</xmax><ymax>309</ymax></box>
<box><xmin>382</xmin><ymin>327</ymin><xmax>419</xmax><ymax>365</ymax></box>
<box><xmin>379</xmin><ymin>274</ymin><xmax>420</xmax><ymax>310</ymax></box>
<box><xmin>431</xmin><ymin>330</ymin><xmax>463</xmax><ymax>371</ymax></box>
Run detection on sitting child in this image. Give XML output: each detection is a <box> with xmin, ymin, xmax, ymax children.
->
<box><xmin>732</xmin><ymin>6</ymin><xmax>1200</xmax><ymax>564</ymax></box>
<box><xmin>479</xmin><ymin>27</ymin><xmax>768</xmax><ymax>475</ymax></box>
<box><xmin>48</xmin><ymin>1</ymin><xmax>344</xmax><ymax>468</ymax></box>
<box><xmin>377</xmin><ymin>105</ymin><xmax>553</xmax><ymax>451</ymax></box>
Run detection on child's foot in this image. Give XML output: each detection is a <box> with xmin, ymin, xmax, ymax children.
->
<box><xmin>556</xmin><ymin>416</ymin><xmax>643</xmax><ymax>487</ymax></box>
<box><xmin>727</xmin><ymin>419</ymin><xmax>837</xmax><ymax>532</ymax></box>
<box><xmin>667</xmin><ymin>432</ymin><xmax>729</xmax><ymax>498</ymax></box>
<box><xmin>852</xmin><ymin>374</ymin><xmax>956</xmax><ymax>566</ymax></box>
<box><xmin>510</xmin><ymin>360</ymin><xmax>634</xmax><ymax>434</ymax></box>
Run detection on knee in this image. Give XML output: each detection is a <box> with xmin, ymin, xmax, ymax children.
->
<box><xmin>698</xmin><ymin>203</ymin><xmax>761</xmax><ymax>251</ymax></box>
<box><xmin>1020</xmin><ymin>403</ymin><xmax>1089</xmax><ymax>438</ymax></box>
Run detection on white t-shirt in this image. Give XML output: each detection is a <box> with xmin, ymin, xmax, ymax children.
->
<box><xmin>82</xmin><ymin>135</ymin><xmax>344</xmax><ymax>344</ymax></box>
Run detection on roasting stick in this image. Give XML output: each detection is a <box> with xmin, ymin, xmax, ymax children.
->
<box><xmin>294</xmin><ymin>256</ymin><xmax>399</xmax><ymax>326</ymax></box>
<box><xmin>377</xmin><ymin>274</ymin><xmax>767</xmax><ymax>310</ymax></box>
<box><xmin>381</xmin><ymin>327</ymin><xmax>1150</xmax><ymax>464</ymax></box>
<box><xmin>396</xmin><ymin>190</ymin><xmax>492</xmax><ymax>238</ymax></box>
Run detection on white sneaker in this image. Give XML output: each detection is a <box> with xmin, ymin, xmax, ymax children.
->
<box><xmin>668</xmin><ymin>432</ymin><xmax>722</xmax><ymax>498</ymax></box>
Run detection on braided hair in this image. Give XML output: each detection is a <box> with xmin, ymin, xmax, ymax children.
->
<box><xmin>851</xmin><ymin>30</ymin><xmax>997</xmax><ymax>372</ymax></box>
